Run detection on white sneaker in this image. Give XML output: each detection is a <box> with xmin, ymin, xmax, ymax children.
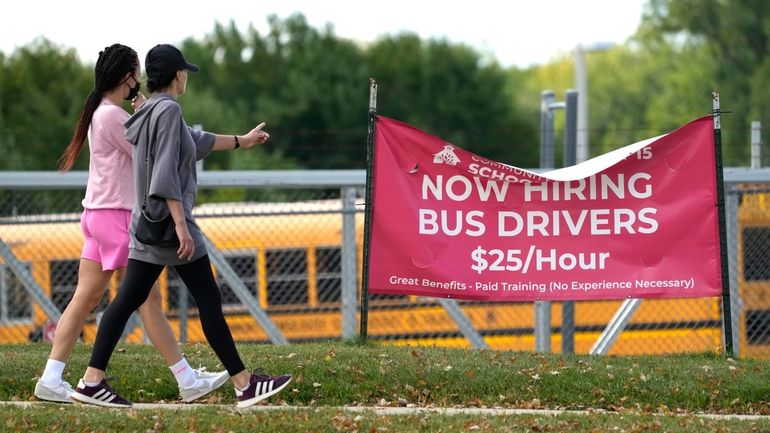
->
<box><xmin>179</xmin><ymin>368</ymin><xmax>230</xmax><ymax>402</ymax></box>
<box><xmin>34</xmin><ymin>378</ymin><xmax>74</xmax><ymax>403</ymax></box>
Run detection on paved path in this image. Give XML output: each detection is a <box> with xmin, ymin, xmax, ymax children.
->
<box><xmin>2</xmin><ymin>401</ymin><xmax>769</xmax><ymax>421</ymax></box>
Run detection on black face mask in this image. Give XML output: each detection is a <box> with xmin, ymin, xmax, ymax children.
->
<box><xmin>125</xmin><ymin>81</ymin><xmax>141</xmax><ymax>101</ymax></box>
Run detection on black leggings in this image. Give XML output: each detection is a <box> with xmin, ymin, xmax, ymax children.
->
<box><xmin>89</xmin><ymin>256</ymin><xmax>246</xmax><ymax>376</ymax></box>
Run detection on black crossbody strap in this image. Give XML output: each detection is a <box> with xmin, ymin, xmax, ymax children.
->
<box><xmin>141</xmin><ymin>104</ymin><xmax>159</xmax><ymax>216</ymax></box>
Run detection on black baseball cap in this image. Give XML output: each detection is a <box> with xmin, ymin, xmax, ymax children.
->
<box><xmin>146</xmin><ymin>44</ymin><xmax>199</xmax><ymax>78</ymax></box>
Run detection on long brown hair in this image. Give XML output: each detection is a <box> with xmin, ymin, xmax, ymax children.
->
<box><xmin>58</xmin><ymin>44</ymin><xmax>139</xmax><ymax>172</ymax></box>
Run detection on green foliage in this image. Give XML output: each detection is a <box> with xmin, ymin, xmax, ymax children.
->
<box><xmin>635</xmin><ymin>0</ymin><xmax>770</xmax><ymax>165</ymax></box>
<box><xmin>513</xmin><ymin>0</ymin><xmax>770</xmax><ymax>167</ymax></box>
<box><xmin>182</xmin><ymin>15</ymin><xmax>372</xmax><ymax>169</ymax></box>
<box><xmin>366</xmin><ymin>34</ymin><xmax>538</xmax><ymax>166</ymax></box>
<box><xmin>0</xmin><ymin>14</ymin><xmax>538</xmax><ymax>173</ymax></box>
<box><xmin>0</xmin><ymin>39</ymin><xmax>91</xmax><ymax>170</ymax></box>
<box><xmin>587</xmin><ymin>43</ymin><xmax>717</xmax><ymax>156</ymax></box>
<box><xmin>3</xmin><ymin>6</ymin><xmax>770</xmax><ymax>173</ymax></box>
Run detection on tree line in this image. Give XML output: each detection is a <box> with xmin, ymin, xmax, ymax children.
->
<box><xmin>0</xmin><ymin>2</ymin><xmax>767</xmax><ymax>176</ymax></box>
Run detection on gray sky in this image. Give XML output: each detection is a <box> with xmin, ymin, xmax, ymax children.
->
<box><xmin>0</xmin><ymin>0</ymin><xmax>646</xmax><ymax>68</ymax></box>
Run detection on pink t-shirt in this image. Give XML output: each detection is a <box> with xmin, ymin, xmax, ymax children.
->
<box><xmin>81</xmin><ymin>98</ymin><xmax>135</xmax><ymax>210</ymax></box>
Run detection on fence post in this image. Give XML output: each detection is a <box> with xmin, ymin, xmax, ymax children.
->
<box><xmin>540</xmin><ymin>90</ymin><xmax>556</xmax><ymax>170</ymax></box>
<box><xmin>713</xmin><ymin>91</ymin><xmax>734</xmax><ymax>357</ymax></box>
<box><xmin>561</xmin><ymin>89</ymin><xmax>578</xmax><ymax>354</ymax></box>
<box><xmin>341</xmin><ymin>187</ymin><xmax>358</xmax><ymax>339</ymax></box>
<box><xmin>751</xmin><ymin>121</ymin><xmax>762</xmax><ymax>169</ymax></box>
<box><xmin>536</xmin><ymin>90</ymin><xmax>560</xmax><ymax>352</ymax></box>
<box><xmin>360</xmin><ymin>78</ymin><xmax>378</xmax><ymax>340</ymax></box>
<box><xmin>725</xmin><ymin>186</ymin><xmax>741</xmax><ymax>356</ymax></box>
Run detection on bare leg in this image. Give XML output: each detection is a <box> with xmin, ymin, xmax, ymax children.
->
<box><xmin>137</xmin><ymin>282</ymin><xmax>183</xmax><ymax>366</ymax></box>
<box><xmin>231</xmin><ymin>370</ymin><xmax>250</xmax><ymax>389</ymax></box>
<box><xmin>49</xmin><ymin>259</ymin><xmax>113</xmax><ymax>362</ymax></box>
<box><xmin>83</xmin><ymin>366</ymin><xmax>106</xmax><ymax>383</ymax></box>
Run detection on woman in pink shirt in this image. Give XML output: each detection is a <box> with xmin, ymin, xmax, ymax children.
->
<box><xmin>34</xmin><ymin>43</ymin><xmax>227</xmax><ymax>404</ymax></box>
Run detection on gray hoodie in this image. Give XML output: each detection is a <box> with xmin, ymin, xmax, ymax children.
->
<box><xmin>124</xmin><ymin>93</ymin><xmax>215</xmax><ymax>265</ymax></box>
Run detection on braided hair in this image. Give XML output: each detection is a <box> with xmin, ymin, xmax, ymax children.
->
<box><xmin>58</xmin><ymin>43</ymin><xmax>139</xmax><ymax>172</ymax></box>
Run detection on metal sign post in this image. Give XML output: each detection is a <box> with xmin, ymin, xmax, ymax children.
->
<box><xmin>359</xmin><ymin>78</ymin><xmax>378</xmax><ymax>340</ymax></box>
<box><xmin>712</xmin><ymin>91</ymin><xmax>734</xmax><ymax>356</ymax></box>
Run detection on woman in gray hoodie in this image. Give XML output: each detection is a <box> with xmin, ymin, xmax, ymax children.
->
<box><xmin>72</xmin><ymin>44</ymin><xmax>291</xmax><ymax>409</ymax></box>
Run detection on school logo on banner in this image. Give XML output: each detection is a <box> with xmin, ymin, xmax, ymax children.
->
<box><xmin>433</xmin><ymin>145</ymin><xmax>461</xmax><ymax>166</ymax></box>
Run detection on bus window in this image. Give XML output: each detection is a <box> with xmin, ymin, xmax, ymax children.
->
<box><xmin>49</xmin><ymin>259</ymin><xmax>104</xmax><ymax>312</ymax></box>
<box><xmin>742</xmin><ymin>226</ymin><xmax>770</xmax><ymax>347</ymax></box>
<box><xmin>217</xmin><ymin>252</ymin><xmax>257</xmax><ymax>305</ymax></box>
<box><xmin>746</xmin><ymin>310</ymin><xmax>770</xmax><ymax>345</ymax></box>
<box><xmin>316</xmin><ymin>246</ymin><xmax>341</xmax><ymax>303</ymax></box>
<box><xmin>0</xmin><ymin>264</ymin><xmax>32</xmax><ymax>321</ymax></box>
<box><xmin>743</xmin><ymin>227</ymin><xmax>770</xmax><ymax>281</ymax></box>
<box><xmin>266</xmin><ymin>248</ymin><xmax>308</xmax><ymax>306</ymax></box>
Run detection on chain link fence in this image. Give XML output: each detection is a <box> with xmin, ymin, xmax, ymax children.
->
<box><xmin>733</xmin><ymin>183</ymin><xmax>770</xmax><ymax>358</ymax></box>
<box><xmin>1</xmin><ymin>170</ymin><xmax>769</xmax><ymax>357</ymax></box>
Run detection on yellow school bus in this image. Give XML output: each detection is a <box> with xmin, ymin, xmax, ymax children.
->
<box><xmin>735</xmin><ymin>187</ymin><xmax>770</xmax><ymax>358</ymax></box>
<box><xmin>0</xmin><ymin>195</ymin><xmax>765</xmax><ymax>357</ymax></box>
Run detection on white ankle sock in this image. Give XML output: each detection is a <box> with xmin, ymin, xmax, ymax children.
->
<box><xmin>40</xmin><ymin>359</ymin><xmax>66</xmax><ymax>386</ymax></box>
<box><xmin>170</xmin><ymin>358</ymin><xmax>196</xmax><ymax>389</ymax></box>
<box><xmin>235</xmin><ymin>377</ymin><xmax>251</xmax><ymax>392</ymax></box>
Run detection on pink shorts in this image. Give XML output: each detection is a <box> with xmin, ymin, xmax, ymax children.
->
<box><xmin>80</xmin><ymin>208</ymin><xmax>131</xmax><ymax>271</ymax></box>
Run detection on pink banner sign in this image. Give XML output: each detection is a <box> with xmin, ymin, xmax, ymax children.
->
<box><xmin>367</xmin><ymin>115</ymin><xmax>723</xmax><ymax>301</ymax></box>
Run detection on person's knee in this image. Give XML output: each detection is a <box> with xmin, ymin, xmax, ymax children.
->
<box><xmin>147</xmin><ymin>284</ymin><xmax>163</xmax><ymax>303</ymax></box>
<box><xmin>70</xmin><ymin>287</ymin><xmax>106</xmax><ymax>313</ymax></box>
<box><xmin>138</xmin><ymin>285</ymin><xmax>163</xmax><ymax>312</ymax></box>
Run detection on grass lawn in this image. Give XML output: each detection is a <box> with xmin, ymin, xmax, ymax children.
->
<box><xmin>2</xmin><ymin>341</ymin><xmax>770</xmax><ymax>432</ymax></box>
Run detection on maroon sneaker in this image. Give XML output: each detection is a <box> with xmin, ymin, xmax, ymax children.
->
<box><xmin>71</xmin><ymin>378</ymin><xmax>132</xmax><ymax>408</ymax></box>
<box><xmin>235</xmin><ymin>373</ymin><xmax>292</xmax><ymax>408</ymax></box>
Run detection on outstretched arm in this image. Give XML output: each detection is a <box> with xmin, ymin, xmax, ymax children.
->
<box><xmin>211</xmin><ymin>122</ymin><xmax>270</xmax><ymax>151</ymax></box>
